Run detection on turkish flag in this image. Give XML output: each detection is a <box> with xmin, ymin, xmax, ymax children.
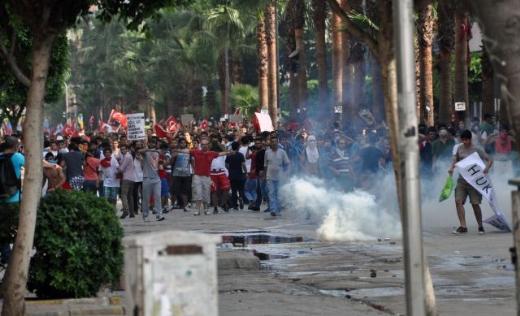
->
<box><xmin>165</xmin><ymin>116</ymin><xmax>180</xmax><ymax>133</ymax></box>
<box><xmin>154</xmin><ymin>124</ymin><xmax>168</xmax><ymax>138</ymax></box>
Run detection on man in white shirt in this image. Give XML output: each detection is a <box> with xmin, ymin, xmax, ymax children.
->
<box><xmin>264</xmin><ymin>135</ymin><xmax>290</xmax><ymax>217</ymax></box>
<box><xmin>101</xmin><ymin>148</ymin><xmax>120</xmax><ymax>208</ymax></box>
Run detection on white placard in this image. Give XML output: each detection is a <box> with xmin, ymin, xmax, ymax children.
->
<box><xmin>456</xmin><ymin>152</ymin><xmax>511</xmax><ymax>232</ymax></box>
<box><xmin>334</xmin><ymin>106</ymin><xmax>343</xmax><ymax>114</ymax></box>
<box><xmin>229</xmin><ymin>114</ymin><xmax>243</xmax><ymax>123</ymax></box>
<box><xmin>454</xmin><ymin>102</ymin><xmax>466</xmax><ymax>112</ymax></box>
<box><xmin>126</xmin><ymin>113</ymin><xmax>146</xmax><ymax>140</ymax></box>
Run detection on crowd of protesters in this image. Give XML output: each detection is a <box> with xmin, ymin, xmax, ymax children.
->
<box><xmin>0</xmin><ymin>112</ymin><xmax>517</xmax><ymax>230</ymax></box>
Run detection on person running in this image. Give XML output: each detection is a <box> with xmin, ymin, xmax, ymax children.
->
<box><xmin>226</xmin><ymin>141</ymin><xmax>247</xmax><ymax>210</ymax></box>
<box><xmin>140</xmin><ymin>139</ymin><xmax>165</xmax><ymax>221</ymax></box>
<box><xmin>448</xmin><ymin>130</ymin><xmax>493</xmax><ymax>235</ymax></box>
<box><xmin>189</xmin><ymin>139</ymin><xmax>227</xmax><ymax>216</ymax></box>
<box><xmin>100</xmin><ymin>148</ymin><xmax>120</xmax><ymax>208</ymax></box>
<box><xmin>171</xmin><ymin>138</ymin><xmax>192</xmax><ymax>212</ymax></box>
<box><xmin>264</xmin><ymin>134</ymin><xmax>290</xmax><ymax>217</ymax></box>
<box><xmin>119</xmin><ymin>143</ymin><xmax>137</xmax><ymax>218</ymax></box>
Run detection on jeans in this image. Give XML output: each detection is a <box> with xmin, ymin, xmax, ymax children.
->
<box><xmin>244</xmin><ymin>178</ymin><xmax>257</xmax><ymax>202</ymax></box>
<box><xmin>104</xmin><ymin>186</ymin><xmax>119</xmax><ymax>204</ymax></box>
<box><xmin>266</xmin><ymin>180</ymin><xmax>280</xmax><ymax>214</ymax></box>
<box><xmin>121</xmin><ymin>180</ymin><xmax>135</xmax><ymax>216</ymax></box>
<box><xmin>255</xmin><ymin>179</ymin><xmax>268</xmax><ymax>209</ymax></box>
<box><xmin>0</xmin><ymin>243</ymin><xmax>11</xmax><ymax>265</ymax></box>
<box><xmin>142</xmin><ymin>181</ymin><xmax>161</xmax><ymax>218</ymax></box>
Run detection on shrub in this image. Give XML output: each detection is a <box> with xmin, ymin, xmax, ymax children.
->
<box><xmin>27</xmin><ymin>190</ymin><xmax>123</xmax><ymax>298</ymax></box>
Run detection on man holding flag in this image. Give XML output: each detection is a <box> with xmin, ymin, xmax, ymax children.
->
<box><xmin>448</xmin><ymin>130</ymin><xmax>493</xmax><ymax>235</ymax></box>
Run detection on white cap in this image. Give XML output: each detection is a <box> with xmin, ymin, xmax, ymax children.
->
<box><xmin>56</xmin><ymin>135</ymin><xmax>64</xmax><ymax>141</ymax></box>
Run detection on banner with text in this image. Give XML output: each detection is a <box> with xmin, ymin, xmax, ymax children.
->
<box><xmin>126</xmin><ymin>113</ymin><xmax>146</xmax><ymax>141</ymax></box>
<box><xmin>455</xmin><ymin>152</ymin><xmax>511</xmax><ymax>232</ymax></box>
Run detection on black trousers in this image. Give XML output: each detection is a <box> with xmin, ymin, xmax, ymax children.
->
<box><xmin>230</xmin><ymin>178</ymin><xmax>245</xmax><ymax>208</ymax></box>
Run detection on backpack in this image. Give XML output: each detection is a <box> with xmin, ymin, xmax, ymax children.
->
<box><xmin>0</xmin><ymin>153</ymin><xmax>20</xmax><ymax>200</ymax></box>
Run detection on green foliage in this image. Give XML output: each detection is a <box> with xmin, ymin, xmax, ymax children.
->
<box><xmin>23</xmin><ymin>190</ymin><xmax>123</xmax><ymax>299</ymax></box>
<box><xmin>230</xmin><ymin>84</ymin><xmax>258</xmax><ymax>117</ymax></box>
<box><xmin>469</xmin><ymin>52</ymin><xmax>482</xmax><ymax>84</ymax></box>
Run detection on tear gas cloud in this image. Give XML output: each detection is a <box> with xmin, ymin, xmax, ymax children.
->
<box><xmin>280</xmin><ymin>176</ymin><xmax>401</xmax><ymax>241</ymax></box>
<box><xmin>280</xmin><ymin>158</ymin><xmax>515</xmax><ymax>241</ymax></box>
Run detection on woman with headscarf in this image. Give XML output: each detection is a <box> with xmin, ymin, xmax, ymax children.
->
<box><xmin>302</xmin><ymin>135</ymin><xmax>320</xmax><ymax>176</ymax></box>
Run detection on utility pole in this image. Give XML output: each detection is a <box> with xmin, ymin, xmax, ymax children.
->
<box><xmin>393</xmin><ymin>1</ymin><xmax>427</xmax><ymax>315</ymax></box>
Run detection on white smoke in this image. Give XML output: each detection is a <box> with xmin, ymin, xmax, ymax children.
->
<box><xmin>280</xmin><ymin>177</ymin><xmax>402</xmax><ymax>241</ymax></box>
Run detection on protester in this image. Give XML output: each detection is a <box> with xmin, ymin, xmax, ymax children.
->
<box><xmin>449</xmin><ymin>130</ymin><xmax>493</xmax><ymax>234</ymax></box>
<box><xmin>140</xmin><ymin>139</ymin><xmax>165</xmax><ymax>221</ymax></box>
<box><xmin>100</xmin><ymin>147</ymin><xmax>120</xmax><ymax>207</ymax></box>
<box><xmin>264</xmin><ymin>134</ymin><xmax>290</xmax><ymax>217</ymax></box>
<box><xmin>119</xmin><ymin>143</ymin><xmax>137</xmax><ymax>218</ymax></box>
<box><xmin>226</xmin><ymin>141</ymin><xmax>247</xmax><ymax>210</ymax></box>
<box><xmin>60</xmin><ymin>142</ymin><xmax>85</xmax><ymax>191</ymax></box>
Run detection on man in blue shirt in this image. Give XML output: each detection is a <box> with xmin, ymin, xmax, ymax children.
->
<box><xmin>0</xmin><ymin>136</ymin><xmax>25</xmax><ymax>264</ymax></box>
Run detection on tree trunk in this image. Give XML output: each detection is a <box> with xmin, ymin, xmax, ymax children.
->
<box><xmin>341</xmin><ymin>0</ymin><xmax>351</xmax><ymax>124</ymax></box>
<box><xmin>454</xmin><ymin>9</ymin><xmax>470</xmax><ymax>123</ymax></box>
<box><xmin>294</xmin><ymin>0</ymin><xmax>307</xmax><ymax>111</ymax></box>
<box><xmin>332</xmin><ymin>1</ymin><xmax>343</xmax><ymax>110</ymax></box>
<box><xmin>223</xmin><ymin>47</ymin><xmax>230</xmax><ymax>114</ymax></box>
<box><xmin>257</xmin><ymin>14</ymin><xmax>269</xmax><ymax>110</ymax></box>
<box><xmin>1</xmin><ymin>33</ymin><xmax>54</xmax><ymax>316</ymax></box>
<box><xmin>265</xmin><ymin>1</ymin><xmax>278</xmax><ymax>127</ymax></box>
<box><xmin>312</xmin><ymin>0</ymin><xmax>328</xmax><ymax>108</ymax></box>
<box><xmin>417</xmin><ymin>0</ymin><xmax>435</xmax><ymax>126</ymax></box>
<box><xmin>438</xmin><ymin>50</ymin><xmax>453</xmax><ymax>124</ymax></box>
<box><xmin>481</xmin><ymin>47</ymin><xmax>494</xmax><ymax>117</ymax></box>
<box><xmin>437</xmin><ymin>0</ymin><xmax>455</xmax><ymax>125</ymax></box>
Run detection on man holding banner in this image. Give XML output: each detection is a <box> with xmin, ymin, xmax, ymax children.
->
<box><xmin>448</xmin><ymin>130</ymin><xmax>493</xmax><ymax>234</ymax></box>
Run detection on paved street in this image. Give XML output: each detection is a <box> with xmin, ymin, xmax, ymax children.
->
<box><xmin>122</xmin><ymin>204</ymin><xmax>516</xmax><ymax>316</ymax></box>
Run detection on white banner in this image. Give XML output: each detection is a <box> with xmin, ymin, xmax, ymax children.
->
<box><xmin>126</xmin><ymin>113</ymin><xmax>146</xmax><ymax>141</ymax></box>
<box><xmin>455</xmin><ymin>152</ymin><xmax>511</xmax><ymax>232</ymax></box>
<box><xmin>254</xmin><ymin>112</ymin><xmax>273</xmax><ymax>132</ymax></box>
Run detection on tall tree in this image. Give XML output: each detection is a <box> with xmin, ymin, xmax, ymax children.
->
<box><xmin>265</xmin><ymin>0</ymin><xmax>278</xmax><ymax>126</ymax></box>
<box><xmin>311</xmin><ymin>0</ymin><xmax>328</xmax><ymax>108</ymax></box>
<box><xmin>293</xmin><ymin>0</ymin><xmax>307</xmax><ymax>111</ymax></box>
<box><xmin>325</xmin><ymin>1</ymin><xmax>438</xmax><ymax>314</ymax></box>
<box><xmin>417</xmin><ymin>0</ymin><xmax>435</xmax><ymax>126</ymax></box>
<box><xmin>437</xmin><ymin>0</ymin><xmax>455</xmax><ymax>124</ymax></box>
<box><xmin>0</xmin><ymin>1</ymin><xmax>188</xmax><ymax>314</ymax></box>
<box><xmin>257</xmin><ymin>12</ymin><xmax>269</xmax><ymax>110</ymax></box>
<box><xmin>481</xmin><ymin>46</ymin><xmax>494</xmax><ymax>117</ymax></box>
<box><xmin>331</xmin><ymin>0</ymin><xmax>344</xmax><ymax>109</ymax></box>
<box><xmin>454</xmin><ymin>1</ymin><xmax>470</xmax><ymax>122</ymax></box>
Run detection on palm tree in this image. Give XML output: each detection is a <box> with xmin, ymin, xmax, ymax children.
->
<box><xmin>454</xmin><ymin>1</ymin><xmax>470</xmax><ymax>122</ymax></box>
<box><xmin>417</xmin><ymin>0</ymin><xmax>435</xmax><ymax>126</ymax></box>
<box><xmin>206</xmin><ymin>3</ymin><xmax>253</xmax><ymax>114</ymax></box>
<box><xmin>437</xmin><ymin>0</ymin><xmax>455</xmax><ymax>124</ymax></box>
<box><xmin>331</xmin><ymin>0</ymin><xmax>344</xmax><ymax>110</ymax></box>
<box><xmin>293</xmin><ymin>0</ymin><xmax>307</xmax><ymax>111</ymax></box>
<box><xmin>265</xmin><ymin>0</ymin><xmax>278</xmax><ymax>126</ymax></box>
<box><xmin>481</xmin><ymin>46</ymin><xmax>494</xmax><ymax>117</ymax></box>
<box><xmin>257</xmin><ymin>12</ymin><xmax>269</xmax><ymax>110</ymax></box>
<box><xmin>311</xmin><ymin>0</ymin><xmax>328</xmax><ymax>108</ymax></box>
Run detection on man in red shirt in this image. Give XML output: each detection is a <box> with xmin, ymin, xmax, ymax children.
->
<box><xmin>190</xmin><ymin>139</ymin><xmax>227</xmax><ymax>215</ymax></box>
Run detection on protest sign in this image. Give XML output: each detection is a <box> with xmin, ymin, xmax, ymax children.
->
<box><xmin>254</xmin><ymin>112</ymin><xmax>273</xmax><ymax>132</ymax></box>
<box><xmin>126</xmin><ymin>113</ymin><xmax>146</xmax><ymax>140</ymax></box>
<box><xmin>181</xmin><ymin>114</ymin><xmax>194</xmax><ymax>126</ymax></box>
<box><xmin>229</xmin><ymin>114</ymin><xmax>243</xmax><ymax>123</ymax></box>
<box><xmin>455</xmin><ymin>152</ymin><xmax>511</xmax><ymax>232</ymax></box>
